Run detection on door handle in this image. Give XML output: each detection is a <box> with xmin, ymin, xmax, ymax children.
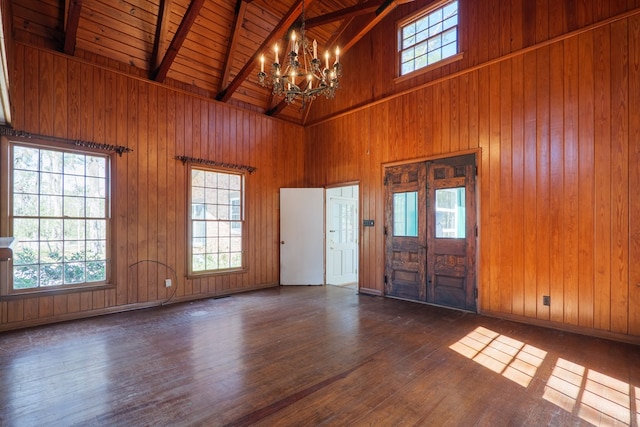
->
<box><xmin>281</xmin><ymin>241</ymin><xmax>285</xmax><ymax>244</ymax></box>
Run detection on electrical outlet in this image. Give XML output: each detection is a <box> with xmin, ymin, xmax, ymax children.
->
<box><xmin>165</xmin><ymin>279</ymin><xmax>172</xmax><ymax>288</ymax></box>
<box><xmin>543</xmin><ymin>295</ymin><xmax>550</xmax><ymax>306</ymax></box>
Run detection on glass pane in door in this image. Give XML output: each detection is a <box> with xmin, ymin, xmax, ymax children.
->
<box><xmin>393</xmin><ymin>192</ymin><xmax>418</xmax><ymax>237</ymax></box>
<box><xmin>435</xmin><ymin>187</ymin><xmax>465</xmax><ymax>238</ymax></box>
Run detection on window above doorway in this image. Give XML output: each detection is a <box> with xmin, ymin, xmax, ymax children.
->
<box><xmin>398</xmin><ymin>0</ymin><xmax>460</xmax><ymax>78</ymax></box>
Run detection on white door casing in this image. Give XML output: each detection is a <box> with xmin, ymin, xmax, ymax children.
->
<box><xmin>326</xmin><ymin>186</ymin><xmax>359</xmax><ymax>285</ymax></box>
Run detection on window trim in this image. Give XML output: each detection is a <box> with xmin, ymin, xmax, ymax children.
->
<box><xmin>396</xmin><ymin>0</ymin><xmax>462</xmax><ymax>81</ymax></box>
<box><xmin>186</xmin><ymin>164</ymin><xmax>247</xmax><ymax>278</ymax></box>
<box><xmin>0</xmin><ymin>136</ymin><xmax>115</xmax><ymax>299</ymax></box>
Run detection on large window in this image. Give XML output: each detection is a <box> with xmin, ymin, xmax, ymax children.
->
<box><xmin>189</xmin><ymin>167</ymin><xmax>244</xmax><ymax>275</ymax></box>
<box><xmin>9</xmin><ymin>143</ymin><xmax>110</xmax><ymax>293</ymax></box>
<box><xmin>398</xmin><ymin>0</ymin><xmax>458</xmax><ymax>76</ymax></box>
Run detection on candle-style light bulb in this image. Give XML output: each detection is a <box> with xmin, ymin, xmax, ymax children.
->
<box><xmin>307</xmin><ymin>73</ymin><xmax>313</xmax><ymax>89</ymax></box>
<box><xmin>260</xmin><ymin>55</ymin><xmax>264</xmax><ymax>73</ymax></box>
<box><xmin>274</xmin><ymin>45</ymin><xmax>279</xmax><ymax>64</ymax></box>
<box><xmin>313</xmin><ymin>40</ymin><xmax>318</xmax><ymax>59</ymax></box>
<box><xmin>335</xmin><ymin>47</ymin><xmax>340</xmax><ymax>64</ymax></box>
<box><xmin>325</xmin><ymin>51</ymin><xmax>329</xmax><ymax>69</ymax></box>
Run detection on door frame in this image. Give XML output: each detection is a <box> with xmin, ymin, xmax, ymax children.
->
<box><xmin>382</xmin><ymin>149</ymin><xmax>482</xmax><ymax>312</ymax></box>
<box><xmin>325</xmin><ymin>182</ymin><xmax>360</xmax><ymax>291</ymax></box>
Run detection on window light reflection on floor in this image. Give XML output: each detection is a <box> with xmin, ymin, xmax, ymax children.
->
<box><xmin>543</xmin><ymin>358</ymin><xmax>585</xmax><ymax>413</ymax></box>
<box><xmin>544</xmin><ymin>358</ymin><xmax>635</xmax><ymax>426</ymax></box>
<box><xmin>450</xmin><ymin>328</ymin><xmax>639</xmax><ymax>425</ymax></box>
<box><xmin>448</xmin><ymin>326</ymin><xmax>547</xmax><ymax>388</ymax></box>
<box><xmin>635</xmin><ymin>387</ymin><xmax>639</xmax><ymax>426</ymax></box>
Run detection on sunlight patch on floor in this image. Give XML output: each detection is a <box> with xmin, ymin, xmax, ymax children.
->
<box><xmin>543</xmin><ymin>358</ymin><xmax>585</xmax><ymax>413</ymax></box>
<box><xmin>543</xmin><ymin>358</ymin><xmax>635</xmax><ymax>426</ymax></box>
<box><xmin>635</xmin><ymin>386</ymin><xmax>639</xmax><ymax>426</ymax></box>
<box><xmin>448</xmin><ymin>326</ymin><xmax>546</xmax><ymax>388</ymax></box>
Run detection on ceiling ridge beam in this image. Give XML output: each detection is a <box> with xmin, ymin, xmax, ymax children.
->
<box><xmin>63</xmin><ymin>0</ymin><xmax>83</xmax><ymax>55</ymax></box>
<box><xmin>153</xmin><ymin>0</ymin><xmax>205</xmax><ymax>82</ymax></box>
<box><xmin>219</xmin><ymin>0</ymin><xmax>249</xmax><ymax>92</ymax></box>
<box><xmin>216</xmin><ymin>0</ymin><xmax>314</xmax><ymax>103</ymax></box>
<box><xmin>304</xmin><ymin>0</ymin><xmax>383</xmax><ymax>29</ymax></box>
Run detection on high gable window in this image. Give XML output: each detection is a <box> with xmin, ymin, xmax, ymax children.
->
<box><xmin>6</xmin><ymin>142</ymin><xmax>111</xmax><ymax>294</ymax></box>
<box><xmin>399</xmin><ymin>0</ymin><xmax>459</xmax><ymax>76</ymax></box>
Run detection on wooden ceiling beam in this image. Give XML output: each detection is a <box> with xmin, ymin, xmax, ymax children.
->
<box><xmin>266</xmin><ymin>80</ymin><xmax>310</xmax><ymax>116</ymax></box>
<box><xmin>63</xmin><ymin>0</ymin><xmax>83</xmax><ymax>55</ymax></box>
<box><xmin>304</xmin><ymin>0</ymin><xmax>383</xmax><ymax>29</ymax></box>
<box><xmin>266</xmin><ymin>91</ymin><xmax>275</xmax><ymax>112</ymax></box>
<box><xmin>216</xmin><ymin>0</ymin><xmax>314</xmax><ymax>103</ymax></box>
<box><xmin>151</xmin><ymin>0</ymin><xmax>172</xmax><ymax>73</ymax></box>
<box><xmin>340</xmin><ymin>0</ymin><xmax>415</xmax><ymax>54</ymax></box>
<box><xmin>219</xmin><ymin>0</ymin><xmax>249</xmax><ymax>91</ymax></box>
<box><xmin>153</xmin><ymin>0</ymin><xmax>205</xmax><ymax>82</ymax></box>
<box><xmin>266</xmin><ymin>98</ymin><xmax>289</xmax><ymax>117</ymax></box>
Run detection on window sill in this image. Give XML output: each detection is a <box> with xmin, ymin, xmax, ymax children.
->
<box><xmin>394</xmin><ymin>52</ymin><xmax>464</xmax><ymax>85</ymax></box>
<box><xmin>1</xmin><ymin>282</ymin><xmax>115</xmax><ymax>300</ymax></box>
<box><xmin>187</xmin><ymin>267</ymin><xmax>247</xmax><ymax>279</ymax></box>
<box><xmin>0</xmin><ymin>237</ymin><xmax>15</xmax><ymax>261</ymax></box>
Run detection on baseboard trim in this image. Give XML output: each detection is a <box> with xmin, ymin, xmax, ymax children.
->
<box><xmin>358</xmin><ymin>287</ymin><xmax>383</xmax><ymax>296</ymax></box>
<box><xmin>481</xmin><ymin>310</ymin><xmax>640</xmax><ymax>346</ymax></box>
<box><xmin>0</xmin><ymin>283</ymin><xmax>279</xmax><ymax>332</ymax></box>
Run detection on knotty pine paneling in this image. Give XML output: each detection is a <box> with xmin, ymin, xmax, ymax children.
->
<box><xmin>0</xmin><ymin>43</ymin><xmax>304</xmax><ymax>331</ymax></box>
<box><xmin>305</xmin><ymin>11</ymin><xmax>640</xmax><ymax>339</ymax></box>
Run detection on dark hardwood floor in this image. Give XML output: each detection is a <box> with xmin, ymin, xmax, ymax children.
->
<box><xmin>0</xmin><ymin>285</ymin><xmax>638</xmax><ymax>426</ymax></box>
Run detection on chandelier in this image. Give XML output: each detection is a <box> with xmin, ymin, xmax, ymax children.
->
<box><xmin>257</xmin><ymin>0</ymin><xmax>341</xmax><ymax>107</ymax></box>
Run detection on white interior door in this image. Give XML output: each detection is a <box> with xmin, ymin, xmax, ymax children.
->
<box><xmin>326</xmin><ymin>186</ymin><xmax>359</xmax><ymax>285</ymax></box>
<box><xmin>280</xmin><ymin>188</ymin><xmax>324</xmax><ymax>285</ymax></box>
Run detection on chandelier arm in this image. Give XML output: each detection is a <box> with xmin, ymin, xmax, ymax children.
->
<box><xmin>257</xmin><ymin>0</ymin><xmax>341</xmax><ymax>108</ymax></box>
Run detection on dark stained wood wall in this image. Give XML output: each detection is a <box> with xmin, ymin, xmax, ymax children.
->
<box><xmin>306</xmin><ymin>1</ymin><xmax>640</xmax><ymax>339</ymax></box>
<box><xmin>0</xmin><ymin>43</ymin><xmax>305</xmax><ymax>330</ymax></box>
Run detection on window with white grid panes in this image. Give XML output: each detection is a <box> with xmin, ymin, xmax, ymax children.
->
<box><xmin>189</xmin><ymin>167</ymin><xmax>244</xmax><ymax>274</ymax></box>
<box><xmin>399</xmin><ymin>1</ymin><xmax>458</xmax><ymax>76</ymax></box>
<box><xmin>9</xmin><ymin>143</ymin><xmax>110</xmax><ymax>292</ymax></box>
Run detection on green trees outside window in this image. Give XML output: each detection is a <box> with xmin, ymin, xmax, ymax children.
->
<box><xmin>11</xmin><ymin>144</ymin><xmax>109</xmax><ymax>290</ymax></box>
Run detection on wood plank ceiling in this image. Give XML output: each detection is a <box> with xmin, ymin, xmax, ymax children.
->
<box><xmin>12</xmin><ymin>0</ymin><xmax>407</xmax><ymax>124</ymax></box>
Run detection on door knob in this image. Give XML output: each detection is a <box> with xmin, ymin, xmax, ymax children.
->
<box><xmin>281</xmin><ymin>241</ymin><xmax>285</xmax><ymax>244</ymax></box>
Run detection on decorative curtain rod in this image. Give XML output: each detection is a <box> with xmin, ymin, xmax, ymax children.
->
<box><xmin>175</xmin><ymin>155</ymin><xmax>256</xmax><ymax>174</ymax></box>
<box><xmin>0</xmin><ymin>126</ymin><xmax>133</xmax><ymax>156</ymax></box>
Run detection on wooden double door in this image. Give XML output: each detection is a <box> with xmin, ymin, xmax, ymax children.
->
<box><xmin>384</xmin><ymin>154</ymin><xmax>477</xmax><ymax>312</ymax></box>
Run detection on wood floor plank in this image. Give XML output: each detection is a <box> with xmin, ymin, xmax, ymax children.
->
<box><xmin>0</xmin><ymin>286</ymin><xmax>636</xmax><ymax>426</ymax></box>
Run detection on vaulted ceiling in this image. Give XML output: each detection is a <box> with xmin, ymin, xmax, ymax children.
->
<box><xmin>11</xmin><ymin>0</ymin><xmax>410</xmax><ymax>124</ymax></box>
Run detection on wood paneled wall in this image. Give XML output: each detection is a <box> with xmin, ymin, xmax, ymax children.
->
<box><xmin>308</xmin><ymin>0</ymin><xmax>640</xmax><ymax>122</ymax></box>
<box><xmin>0</xmin><ymin>43</ymin><xmax>305</xmax><ymax>330</ymax></box>
<box><xmin>306</xmin><ymin>2</ymin><xmax>640</xmax><ymax>339</ymax></box>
